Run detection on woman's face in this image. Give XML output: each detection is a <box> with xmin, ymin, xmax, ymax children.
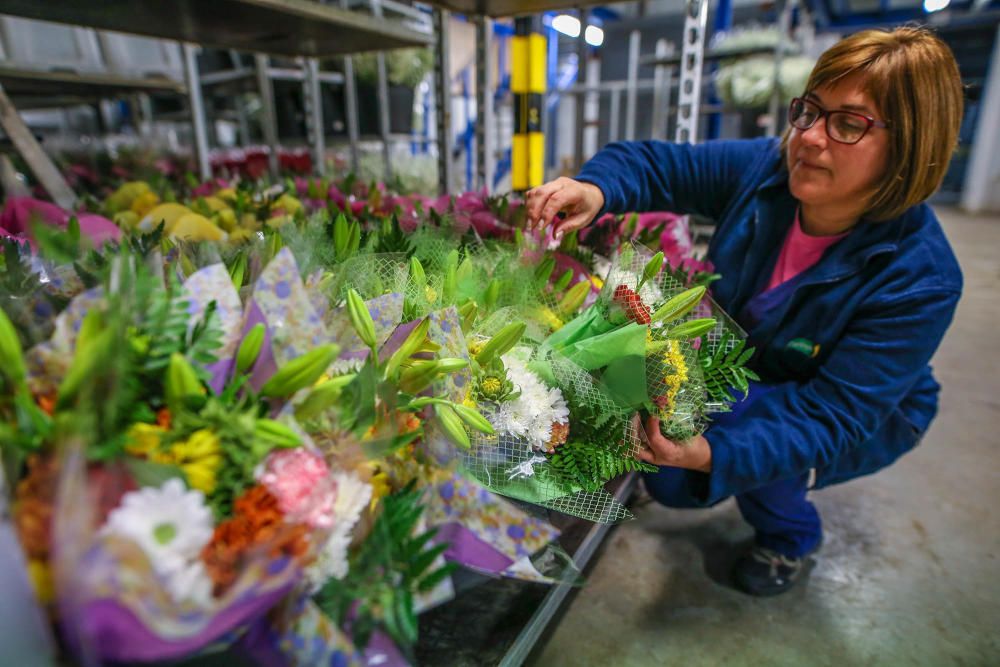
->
<box><xmin>787</xmin><ymin>73</ymin><xmax>890</xmax><ymax>217</ymax></box>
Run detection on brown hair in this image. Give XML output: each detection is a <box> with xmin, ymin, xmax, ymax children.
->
<box><xmin>782</xmin><ymin>26</ymin><xmax>964</xmax><ymax>221</ymax></box>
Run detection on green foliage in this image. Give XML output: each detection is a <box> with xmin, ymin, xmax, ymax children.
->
<box><xmin>699</xmin><ymin>333</ymin><xmax>760</xmax><ymax>405</ymax></box>
<box><xmin>0</xmin><ymin>238</ymin><xmax>37</xmax><ymax>299</ymax></box>
<box><xmin>136</xmin><ymin>272</ymin><xmax>223</xmax><ymax>393</ymax></box>
<box><xmin>548</xmin><ymin>439</ymin><xmax>657</xmax><ymax>493</ymax></box>
<box><xmin>168</xmin><ymin>396</ymin><xmax>263</xmax><ymax>519</ymax></box>
<box><xmin>543</xmin><ymin>378</ymin><xmax>655</xmax><ymax>493</ymax></box>
<box><xmin>370</xmin><ymin>215</ymin><xmax>414</xmax><ymax>257</ymax></box>
<box><xmin>316</xmin><ymin>483</ymin><xmax>455</xmax><ymax>660</ymax></box>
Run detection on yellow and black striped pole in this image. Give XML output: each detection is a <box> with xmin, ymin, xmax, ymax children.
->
<box><xmin>511</xmin><ymin>17</ymin><xmax>546</xmax><ymax>192</ymax></box>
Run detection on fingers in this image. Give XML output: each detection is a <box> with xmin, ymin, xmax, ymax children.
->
<box><xmin>644</xmin><ymin>415</ymin><xmax>662</xmax><ymax>441</ymax></box>
<box><xmin>537</xmin><ymin>190</ymin><xmax>570</xmax><ymax>233</ymax></box>
<box><xmin>525</xmin><ymin>180</ymin><xmax>562</xmax><ymax>230</ymax></box>
<box><xmin>552</xmin><ymin>212</ymin><xmax>591</xmax><ymax>240</ymax></box>
<box><xmin>526</xmin><ymin>177</ymin><xmax>580</xmax><ymax>232</ymax></box>
<box><xmin>636</xmin><ymin>448</ymin><xmax>655</xmax><ymax>464</ymax></box>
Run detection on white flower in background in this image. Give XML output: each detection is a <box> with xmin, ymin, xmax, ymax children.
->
<box><xmin>102</xmin><ymin>478</ymin><xmax>214</xmax><ymax>604</ymax></box>
<box><xmin>165</xmin><ymin>561</ymin><xmax>214</xmax><ymax>607</ymax></box>
<box><xmin>327</xmin><ymin>356</ymin><xmax>365</xmax><ymax>376</ymax></box>
<box><xmin>605</xmin><ymin>267</ymin><xmax>664</xmax><ymax>308</ymax></box>
<box><xmin>304</xmin><ymin>472</ymin><xmax>373</xmax><ymax>592</ymax></box>
<box><xmin>638</xmin><ymin>280</ymin><xmax>664</xmax><ymax>308</ymax></box>
<box><xmin>491</xmin><ymin>355</ymin><xmax>570</xmax><ymax>452</ymax></box>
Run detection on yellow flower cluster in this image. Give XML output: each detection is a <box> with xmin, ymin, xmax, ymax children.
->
<box><xmin>533</xmin><ymin>306</ymin><xmax>565</xmax><ymax>332</ymax></box>
<box><xmin>658</xmin><ymin>339</ymin><xmax>689</xmax><ymax>418</ymax></box>
<box><xmin>105</xmin><ymin>181</ymin><xmax>304</xmax><ymax>243</ymax></box>
<box><xmin>125</xmin><ymin>424</ymin><xmax>223</xmax><ymax>494</ymax></box>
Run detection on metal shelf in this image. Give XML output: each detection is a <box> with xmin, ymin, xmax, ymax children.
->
<box><xmin>0</xmin><ymin>0</ymin><xmax>432</xmax><ymax>57</ymax></box>
<box><xmin>0</xmin><ymin>65</ymin><xmax>185</xmax><ymax>98</ymax></box>
<box><xmin>640</xmin><ymin>44</ymin><xmax>796</xmax><ymax>67</ymax></box>
<box><xmin>421</xmin><ymin>0</ymin><xmax>607</xmax><ymax>17</ymax></box>
<box><xmin>199</xmin><ymin>66</ymin><xmax>344</xmax><ymax>94</ymax></box>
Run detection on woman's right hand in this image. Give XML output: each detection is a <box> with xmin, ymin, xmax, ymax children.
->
<box><xmin>525</xmin><ymin>177</ymin><xmax>605</xmax><ymax>239</ymax></box>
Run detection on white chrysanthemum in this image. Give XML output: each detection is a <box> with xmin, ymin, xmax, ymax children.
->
<box><xmin>102</xmin><ymin>478</ymin><xmax>214</xmax><ymax>604</ymax></box>
<box><xmin>491</xmin><ymin>355</ymin><xmax>571</xmax><ymax>452</ymax></box>
<box><xmin>638</xmin><ymin>280</ymin><xmax>664</xmax><ymax>308</ymax></box>
<box><xmin>304</xmin><ymin>472</ymin><xmax>372</xmax><ymax>592</ymax></box>
<box><xmin>547</xmin><ymin>388</ymin><xmax>570</xmax><ymax>423</ymax></box>
<box><xmin>327</xmin><ymin>356</ymin><xmax>365</xmax><ymax>376</ymax></box>
<box><xmin>529</xmin><ymin>420</ymin><xmax>553</xmax><ymax>448</ymax></box>
<box><xmin>494</xmin><ymin>402</ymin><xmax>529</xmax><ymax>437</ymax></box>
<box><xmin>605</xmin><ymin>267</ymin><xmax>663</xmax><ymax>309</ymax></box>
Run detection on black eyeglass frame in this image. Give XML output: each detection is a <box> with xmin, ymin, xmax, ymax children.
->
<box><xmin>788</xmin><ymin>96</ymin><xmax>890</xmax><ymax>145</ymax></box>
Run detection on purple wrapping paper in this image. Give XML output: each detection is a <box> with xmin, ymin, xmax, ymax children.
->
<box><xmin>67</xmin><ymin>581</ymin><xmax>296</xmax><ymax>663</ymax></box>
<box><xmin>245</xmin><ymin>299</ymin><xmax>280</xmax><ymax>393</ymax></box>
<box><xmin>434</xmin><ymin>522</ymin><xmax>515</xmax><ymax>573</ymax></box>
<box><xmin>362</xmin><ymin>630</ymin><xmax>411</xmax><ymax>667</ymax></box>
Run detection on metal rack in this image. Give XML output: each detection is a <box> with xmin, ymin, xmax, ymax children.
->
<box><xmin>0</xmin><ymin>0</ymin><xmax>432</xmax><ymax>202</ymax></box>
<box><xmin>0</xmin><ymin>0</ymin><xmax>432</xmax><ymax>57</ymax></box>
<box><xmin>422</xmin><ymin>0</ymin><xmax>607</xmax><ymax>17</ymax></box>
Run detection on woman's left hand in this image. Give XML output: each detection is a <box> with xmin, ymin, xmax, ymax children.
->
<box><xmin>634</xmin><ymin>414</ymin><xmax>713</xmax><ymax>473</ymax></box>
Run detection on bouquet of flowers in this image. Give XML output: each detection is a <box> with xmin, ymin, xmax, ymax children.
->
<box><xmin>440</xmin><ymin>244</ymin><xmax>757</xmax><ymax>523</ymax></box>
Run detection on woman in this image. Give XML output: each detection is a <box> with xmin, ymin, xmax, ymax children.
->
<box><xmin>525</xmin><ymin>27</ymin><xmax>964</xmax><ymax>596</ymax></box>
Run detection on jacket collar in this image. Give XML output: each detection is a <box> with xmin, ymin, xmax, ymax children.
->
<box><xmin>755</xmin><ymin>163</ymin><xmax>902</xmax><ymax>273</ymax></box>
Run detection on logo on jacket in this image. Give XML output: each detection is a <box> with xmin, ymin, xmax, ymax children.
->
<box><xmin>786</xmin><ymin>338</ymin><xmax>820</xmax><ymax>358</ymax></box>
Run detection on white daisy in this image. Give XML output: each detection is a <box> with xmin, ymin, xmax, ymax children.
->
<box><xmin>102</xmin><ymin>478</ymin><xmax>214</xmax><ymax>604</ymax></box>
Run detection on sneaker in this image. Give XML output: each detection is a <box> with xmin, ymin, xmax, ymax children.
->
<box><xmin>733</xmin><ymin>546</ymin><xmax>807</xmax><ymax>597</ymax></box>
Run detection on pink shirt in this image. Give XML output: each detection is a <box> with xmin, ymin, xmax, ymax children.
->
<box><xmin>766</xmin><ymin>210</ymin><xmax>849</xmax><ymax>291</ymax></box>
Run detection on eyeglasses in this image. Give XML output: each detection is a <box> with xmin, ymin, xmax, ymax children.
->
<box><xmin>788</xmin><ymin>97</ymin><xmax>889</xmax><ymax>145</ymax></box>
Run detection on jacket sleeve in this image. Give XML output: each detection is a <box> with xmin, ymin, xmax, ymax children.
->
<box><xmin>693</xmin><ymin>285</ymin><xmax>960</xmax><ymax>504</ymax></box>
<box><xmin>574</xmin><ymin>138</ymin><xmax>771</xmax><ymax>220</ymax></box>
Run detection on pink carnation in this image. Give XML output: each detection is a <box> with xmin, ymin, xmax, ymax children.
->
<box><xmin>259</xmin><ymin>448</ymin><xmax>337</xmax><ymax>529</ymax></box>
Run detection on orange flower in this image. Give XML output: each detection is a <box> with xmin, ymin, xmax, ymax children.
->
<box><xmin>545</xmin><ymin>422</ymin><xmax>570</xmax><ymax>452</ymax></box>
<box><xmin>156</xmin><ymin>407</ymin><xmax>172</xmax><ymax>429</ymax></box>
<box><xmin>35</xmin><ymin>393</ymin><xmax>56</xmax><ymax>416</ymax></box>
<box><xmin>402</xmin><ymin>413</ymin><xmax>422</xmax><ymax>434</ymax></box>
<box><xmin>14</xmin><ymin>455</ymin><xmax>59</xmax><ymax>561</ymax></box>
<box><xmin>200</xmin><ymin>485</ymin><xmax>310</xmax><ymax>595</ymax></box>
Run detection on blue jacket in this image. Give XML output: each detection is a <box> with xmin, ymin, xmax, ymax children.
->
<box><xmin>576</xmin><ymin>137</ymin><xmax>962</xmax><ymax>504</ymax></box>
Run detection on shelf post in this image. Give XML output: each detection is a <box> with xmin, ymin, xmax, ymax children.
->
<box><xmin>434</xmin><ymin>8</ymin><xmax>454</xmax><ymax>195</ymax></box>
<box><xmin>0</xmin><ymin>84</ymin><xmax>75</xmax><ymax>209</ymax></box>
<box><xmin>675</xmin><ymin>0</ymin><xmax>708</xmax><ymax>144</ymax></box>
<box><xmin>182</xmin><ymin>43</ymin><xmax>212</xmax><ymax>181</ymax></box>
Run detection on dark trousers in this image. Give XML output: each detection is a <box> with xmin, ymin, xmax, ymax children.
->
<box><xmin>641</xmin><ymin>466</ymin><xmax>822</xmax><ymax>558</ymax></box>
<box><xmin>641</xmin><ymin>380</ymin><xmax>822</xmax><ymax>558</ymax></box>
<box><xmin>643</xmin><ymin>468</ymin><xmax>823</xmax><ymax>558</ymax></box>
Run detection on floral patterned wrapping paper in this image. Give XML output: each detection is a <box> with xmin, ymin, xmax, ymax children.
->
<box><xmin>425</xmin><ymin>306</ymin><xmax>472</xmax><ymax>404</ymax></box>
<box><xmin>25</xmin><ymin>287</ymin><xmax>104</xmax><ymax>395</ymax></box>
<box><xmin>325</xmin><ymin>292</ymin><xmax>405</xmax><ymax>362</ymax></box>
<box><xmin>249</xmin><ymin>248</ymin><xmax>328</xmax><ymax>367</ymax></box>
<box><xmin>421</xmin><ymin>470</ymin><xmax>565</xmax><ymax>584</ymax></box>
<box><xmin>181</xmin><ymin>263</ymin><xmax>246</xmax><ymax>393</ymax></box>
<box><xmin>243</xmin><ymin>597</ymin><xmax>362</xmax><ymax>667</ymax></box>
<box><xmin>49</xmin><ymin>447</ymin><xmax>302</xmax><ymax>664</ymax></box>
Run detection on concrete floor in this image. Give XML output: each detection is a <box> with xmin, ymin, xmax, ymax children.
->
<box><xmin>532</xmin><ymin>208</ymin><xmax>1000</xmax><ymax>667</ymax></box>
